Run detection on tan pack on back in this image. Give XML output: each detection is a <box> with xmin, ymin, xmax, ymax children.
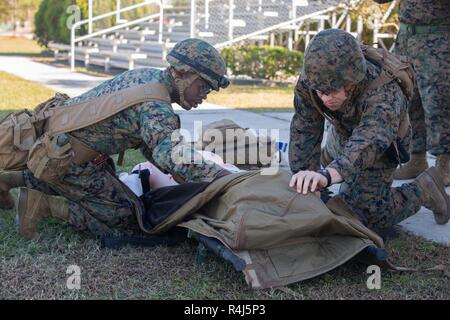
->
<box><xmin>0</xmin><ymin>81</ymin><xmax>171</xmax><ymax>177</ymax></box>
<box><xmin>0</xmin><ymin>93</ymin><xmax>69</xmax><ymax>171</ymax></box>
<box><xmin>361</xmin><ymin>44</ymin><xmax>416</xmax><ymax>101</ymax></box>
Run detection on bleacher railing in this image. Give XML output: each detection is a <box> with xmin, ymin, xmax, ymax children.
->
<box><xmin>70</xmin><ymin>0</ymin><xmax>162</xmax><ymax>71</ymax></box>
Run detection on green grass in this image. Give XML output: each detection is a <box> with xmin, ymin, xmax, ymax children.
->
<box><xmin>0</xmin><ymin>65</ymin><xmax>449</xmax><ymax>300</ymax></box>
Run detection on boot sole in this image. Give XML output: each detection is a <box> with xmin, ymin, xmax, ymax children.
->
<box><xmin>424</xmin><ymin>167</ymin><xmax>450</xmax><ymax>224</ymax></box>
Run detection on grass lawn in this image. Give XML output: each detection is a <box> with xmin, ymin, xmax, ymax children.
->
<box><xmin>0</xmin><ymin>57</ymin><xmax>449</xmax><ymax>300</ymax></box>
<box><xmin>206</xmin><ymin>84</ymin><xmax>295</xmax><ymax>113</ymax></box>
<box><xmin>0</xmin><ymin>36</ymin><xmax>48</xmax><ymax>57</ymax></box>
<box><xmin>0</xmin><ymin>71</ymin><xmax>55</xmax><ymax>113</ymax></box>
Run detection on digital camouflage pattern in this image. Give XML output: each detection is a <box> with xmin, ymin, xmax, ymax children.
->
<box><xmin>166</xmin><ymin>38</ymin><xmax>227</xmax><ymax>91</ymax></box>
<box><xmin>289</xmin><ymin>30</ymin><xmax>424</xmax><ymax>232</ymax></box>
<box><xmin>374</xmin><ymin>0</ymin><xmax>450</xmax><ymax>156</ymax></box>
<box><xmin>23</xmin><ymin>66</ymin><xmax>227</xmax><ymax>237</ymax></box>
<box><xmin>24</xmin><ymin>162</ymin><xmax>141</xmax><ymax>237</ymax></box>
<box><xmin>375</xmin><ymin>0</ymin><xmax>450</xmax><ymax>25</ymax></box>
<box><xmin>300</xmin><ymin>29</ymin><xmax>367</xmax><ymax>95</ymax></box>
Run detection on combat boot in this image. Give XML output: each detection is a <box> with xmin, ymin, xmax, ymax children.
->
<box><xmin>16</xmin><ymin>188</ymin><xmax>70</xmax><ymax>240</ymax></box>
<box><xmin>0</xmin><ymin>171</ymin><xmax>25</xmax><ymax>209</ymax></box>
<box><xmin>393</xmin><ymin>152</ymin><xmax>429</xmax><ymax>180</ymax></box>
<box><xmin>414</xmin><ymin>167</ymin><xmax>450</xmax><ymax>225</ymax></box>
<box><xmin>435</xmin><ymin>154</ymin><xmax>450</xmax><ymax>187</ymax></box>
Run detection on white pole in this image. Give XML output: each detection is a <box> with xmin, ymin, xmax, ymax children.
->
<box><xmin>373</xmin><ymin>18</ymin><xmax>379</xmax><ymax>48</ymax></box>
<box><xmin>190</xmin><ymin>0</ymin><xmax>196</xmax><ymax>38</ymax></box>
<box><xmin>357</xmin><ymin>15</ymin><xmax>363</xmax><ymax>40</ymax></box>
<box><xmin>116</xmin><ymin>0</ymin><xmax>121</xmax><ymax>24</ymax></box>
<box><xmin>159</xmin><ymin>0</ymin><xmax>163</xmax><ymax>43</ymax></box>
<box><xmin>70</xmin><ymin>26</ymin><xmax>75</xmax><ymax>71</ymax></box>
<box><xmin>288</xmin><ymin>31</ymin><xmax>293</xmax><ymax>51</ymax></box>
<box><xmin>292</xmin><ymin>0</ymin><xmax>296</xmax><ymax>19</ymax></box>
<box><xmin>88</xmin><ymin>0</ymin><xmax>93</xmax><ymax>34</ymax></box>
<box><xmin>205</xmin><ymin>0</ymin><xmax>209</xmax><ymax>30</ymax></box>
<box><xmin>319</xmin><ymin>17</ymin><xmax>325</xmax><ymax>31</ymax></box>
<box><xmin>346</xmin><ymin>14</ymin><xmax>351</xmax><ymax>33</ymax></box>
<box><xmin>228</xmin><ymin>0</ymin><xmax>234</xmax><ymax>41</ymax></box>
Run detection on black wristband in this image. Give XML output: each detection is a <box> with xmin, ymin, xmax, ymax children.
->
<box><xmin>317</xmin><ymin>169</ymin><xmax>332</xmax><ymax>188</ymax></box>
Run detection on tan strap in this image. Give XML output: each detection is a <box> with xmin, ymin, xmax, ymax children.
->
<box><xmin>364</xmin><ymin>71</ymin><xmax>393</xmax><ymax>96</ymax></box>
<box><xmin>68</xmin><ymin>134</ymin><xmax>101</xmax><ymax>165</ymax></box>
<box><xmin>46</xmin><ymin>81</ymin><xmax>171</xmax><ymax>136</ymax></box>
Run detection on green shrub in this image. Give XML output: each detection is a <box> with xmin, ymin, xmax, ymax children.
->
<box><xmin>34</xmin><ymin>0</ymin><xmax>78</xmax><ymax>46</ymax></box>
<box><xmin>34</xmin><ymin>0</ymin><xmax>158</xmax><ymax>47</ymax></box>
<box><xmin>221</xmin><ymin>45</ymin><xmax>303</xmax><ymax>80</ymax></box>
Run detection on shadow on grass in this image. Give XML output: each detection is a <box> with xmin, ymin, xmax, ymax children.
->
<box><xmin>0</xmin><ymin>51</ymin><xmax>53</xmax><ymax>58</ymax></box>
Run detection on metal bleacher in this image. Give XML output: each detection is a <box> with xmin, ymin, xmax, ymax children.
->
<box><xmin>49</xmin><ymin>0</ymin><xmax>372</xmax><ymax>73</ymax></box>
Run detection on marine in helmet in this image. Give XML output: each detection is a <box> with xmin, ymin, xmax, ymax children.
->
<box><xmin>0</xmin><ymin>38</ymin><xmax>232</xmax><ymax>240</ymax></box>
<box><xmin>167</xmin><ymin>38</ymin><xmax>229</xmax><ymax>110</ymax></box>
<box><xmin>289</xmin><ymin>29</ymin><xmax>449</xmax><ymax>235</ymax></box>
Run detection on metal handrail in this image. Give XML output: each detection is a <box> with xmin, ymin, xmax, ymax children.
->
<box><xmin>77</xmin><ymin>1</ymin><xmax>161</xmax><ymax>30</ymax></box>
<box><xmin>214</xmin><ymin>7</ymin><xmax>338</xmax><ymax>49</ymax></box>
<box><xmin>70</xmin><ymin>1</ymin><xmax>162</xmax><ymax>71</ymax></box>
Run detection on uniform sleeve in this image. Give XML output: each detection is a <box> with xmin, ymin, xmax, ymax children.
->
<box><xmin>289</xmin><ymin>84</ymin><xmax>324</xmax><ymax>173</ymax></box>
<box><xmin>140</xmin><ymin>102</ymin><xmax>226</xmax><ymax>182</ymax></box>
<box><xmin>327</xmin><ymin>84</ymin><xmax>403</xmax><ymax>180</ymax></box>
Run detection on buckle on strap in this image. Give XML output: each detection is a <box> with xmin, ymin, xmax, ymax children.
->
<box><xmin>93</xmin><ymin>154</ymin><xmax>110</xmax><ymax>166</ymax></box>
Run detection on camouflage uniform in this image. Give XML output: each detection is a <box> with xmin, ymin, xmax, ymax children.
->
<box><xmin>24</xmin><ymin>39</ymin><xmax>229</xmax><ymax>238</ymax></box>
<box><xmin>374</xmin><ymin>0</ymin><xmax>450</xmax><ymax>156</ymax></box>
<box><xmin>289</xmin><ymin>29</ymin><xmax>423</xmax><ymax>232</ymax></box>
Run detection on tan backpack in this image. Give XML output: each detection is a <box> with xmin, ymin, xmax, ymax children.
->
<box><xmin>0</xmin><ymin>82</ymin><xmax>171</xmax><ymax>182</ymax></box>
<box><xmin>361</xmin><ymin>44</ymin><xmax>416</xmax><ymax>101</ymax></box>
<box><xmin>0</xmin><ymin>93</ymin><xmax>69</xmax><ymax>171</ymax></box>
<box><xmin>196</xmin><ymin>119</ymin><xmax>278</xmax><ymax>170</ymax></box>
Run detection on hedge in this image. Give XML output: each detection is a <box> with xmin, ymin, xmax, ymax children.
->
<box><xmin>34</xmin><ymin>0</ymin><xmax>158</xmax><ymax>47</ymax></box>
<box><xmin>221</xmin><ymin>45</ymin><xmax>303</xmax><ymax>80</ymax></box>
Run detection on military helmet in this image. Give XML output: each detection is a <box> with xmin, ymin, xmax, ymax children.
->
<box><xmin>301</xmin><ymin>29</ymin><xmax>367</xmax><ymax>94</ymax></box>
<box><xmin>167</xmin><ymin>38</ymin><xmax>229</xmax><ymax>91</ymax></box>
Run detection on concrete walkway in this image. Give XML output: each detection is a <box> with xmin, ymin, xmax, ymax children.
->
<box><xmin>1</xmin><ymin>56</ymin><xmax>448</xmax><ymax>246</ymax></box>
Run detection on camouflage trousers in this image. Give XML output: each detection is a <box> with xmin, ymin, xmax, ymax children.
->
<box><xmin>23</xmin><ymin>160</ymin><xmax>142</xmax><ymax>238</ymax></box>
<box><xmin>324</xmin><ymin>130</ymin><xmax>423</xmax><ymax>233</ymax></box>
<box><xmin>394</xmin><ymin>30</ymin><xmax>450</xmax><ymax>155</ymax></box>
